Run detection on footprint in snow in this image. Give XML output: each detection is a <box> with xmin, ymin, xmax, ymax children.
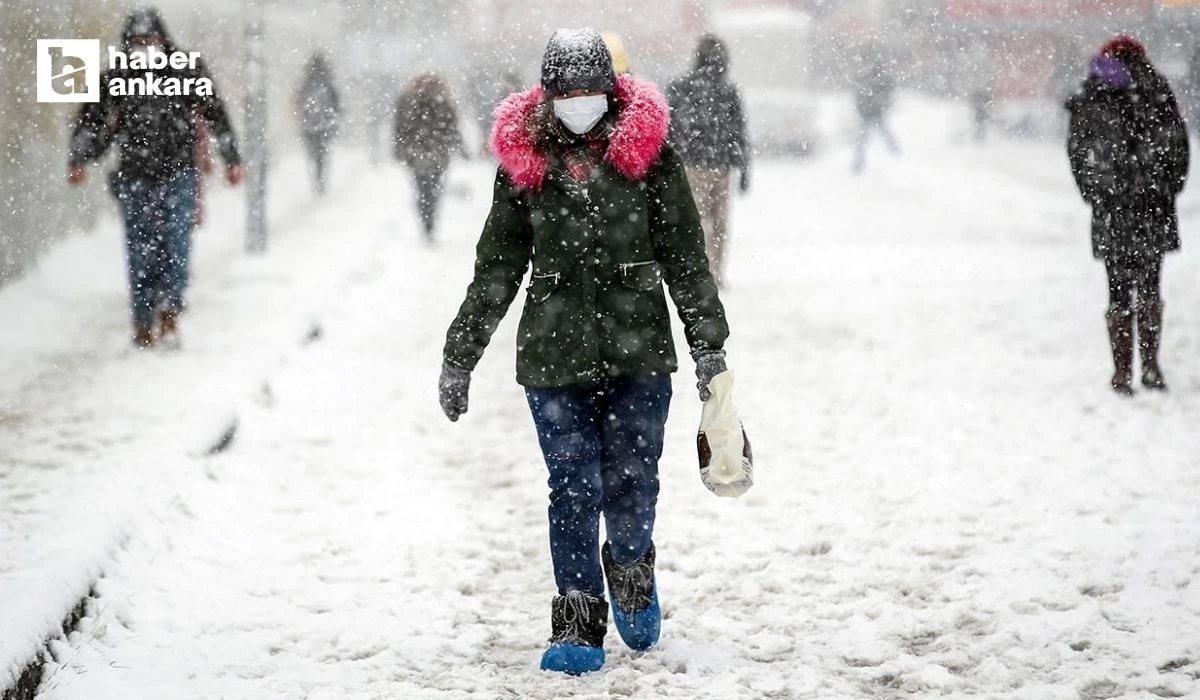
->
<box><xmin>1157</xmin><ymin>658</ymin><xmax>1193</xmax><ymax>673</ymax></box>
<box><xmin>1078</xmin><ymin>679</ymin><xmax>1123</xmax><ymax>699</ymax></box>
<box><xmin>1079</xmin><ymin>582</ymin><xmax>1124</xmax><ymax>597</ymax></box>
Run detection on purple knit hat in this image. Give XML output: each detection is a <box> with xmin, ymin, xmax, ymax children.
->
<box><xmin>1090</xmin><ymin>55</ymin><xmax>1132</xmax><ymax>89</ymax></box>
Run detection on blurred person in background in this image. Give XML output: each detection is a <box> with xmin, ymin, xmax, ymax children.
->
<box><xmin>393</xmin><ymin>73</ymin><xmax>463</xmax><ymax>241</ymax></box>
<box><xmin>1066</xmin><ymin>36</ymin><xmax>1189</xmax><ymax>396</ymax></box>
<box><xmin>295</xmin><ymin>52</ymin><xmax>341</xmax><ymax>195</ymax></box>
<box><xmin>964</xmin><ymin>40</ymin><xmax>995</xmax><ymax>143</ymax></box>
<box><xmin>438</xmin><ymin>29</ymin><xmax>731</xmax><ymax>675</ymax></box>
<box><xmin>852</xmin><ymin>49</ymin><xmax>900</xmax><ymax>173</ymax></box>
<box><xmin>667</xmin><ymin>33</ymin><xmax>750</xmax><ymax>288</ymax></box>
<box><xmin>67</xmin><ymin>8</ymin><xmax>242</xmax><ymax>350</ymax></box>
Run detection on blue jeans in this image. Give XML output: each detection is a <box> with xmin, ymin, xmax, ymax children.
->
<box><xmin>115</xmin><ymin>170</ymin><xmax>199</xmax><ymax>326</ymax></box>
<box><xmin>525</xmin><ymin>375</ymin><xmax>672</xmax><ymax>596</ymax></box>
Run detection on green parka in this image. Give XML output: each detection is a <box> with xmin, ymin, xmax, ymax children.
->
<box><xmin>443</xmin><ymin>75</ymin><xmax>728</xmax><ymax>388</ymax></box>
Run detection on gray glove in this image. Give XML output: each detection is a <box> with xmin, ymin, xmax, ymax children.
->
<box><xmin>693</xmin><ymin>349</ymin><xmax>727</xmax><ymax>402</ymax></box>
<box><xmin>439</xmin><ymin>362</ymin><xmax>471</xmax><ymax>422</ymax></box>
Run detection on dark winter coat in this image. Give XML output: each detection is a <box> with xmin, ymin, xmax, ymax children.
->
<box><xmin>68</xmin><ymin>9</ymin><xmax>240</xmax><ymax>183</ymax></box>
<box><xmin>1066</xmin><ymin>60</ymin><xmax>1189</xmax><ymax>261</ymax></box>
<box><xmin>666</xmin><ymin>36</ymin><xmax>749</xmax><ymax>171</ymax></box>
<box><xmin>443</xmin><ymin>75</ymin><xmax>728</xmax><ymax>388</ymax></box>
<box><xmin>297</xmin><ymin>55</ymin><xmax>340</xmax><ymax>143</ymax></box>
<box><xmin>393</xmin><ymin>74</ymin><xmax>463</xmax><ymax>174</ymax></box>
<box><xmin>856</xmin><ymin>61</ymin><xmax>896</xmax><ymax>120</ymax></box>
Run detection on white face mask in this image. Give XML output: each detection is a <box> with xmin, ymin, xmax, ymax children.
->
<box><xmin>553</xmin><ymin>94</ymin><xmax>609</xmax><ymax>135</ymax></box>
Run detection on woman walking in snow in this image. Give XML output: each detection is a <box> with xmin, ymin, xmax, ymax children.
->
<box><xmin>438</xmin><ymin>29</ymin><xmax>731</xmax><ymax>675</ymax></box>
<box><xmin>1066</xmin><ymin>36</ymin><xmax>1188</xmax><ymax>395</ymax></box>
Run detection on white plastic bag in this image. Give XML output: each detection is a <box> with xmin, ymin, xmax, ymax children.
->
<box><xmin>697</xmin><ymin>370</ymin><xmax>754</xmax><ymax>498</ymax></box>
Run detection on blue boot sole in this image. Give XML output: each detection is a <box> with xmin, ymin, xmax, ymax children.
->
<box><xmin>610</xmin><ymin>585</ymin><xmax>661</xmax><ymax>651</ymax></box>
<box><xmin>540</xmin><ymin>643</ymin><xmax>605</xmax><ymax>675</ymax></box>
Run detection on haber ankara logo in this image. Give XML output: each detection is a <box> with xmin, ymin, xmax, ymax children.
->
<box><xmin>37</xmin><ymin>39</ymin><xmax>101</xmax><ymax>103</ymax></box>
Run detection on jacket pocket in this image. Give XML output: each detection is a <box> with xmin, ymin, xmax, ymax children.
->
<box><xmin>527</xmin><ymin>271</ymin><xmax>560</xmax><ymax>303</ymax></box>
<box><xmin>618</xmin><ymin>261</ymin><xmax>664</xmax><ymax>292</ymax></box>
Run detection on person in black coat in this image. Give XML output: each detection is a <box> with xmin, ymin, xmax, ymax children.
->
<box><xmin>67</xmin><ymin>8</ymin><xmax>242</xmax><ymax>349</ymax></box>
<box><xmin>1066</xmin><ymin>36</ymin><xmax>1189</xmax><ymax>395</ymax></box>
<box><xmin>393</xmin><ymin>73</ymin><xmax>463</xmax><ymax>241</ymax></box>
<box><xmin>667</xmin><ymin>34</ymin><xmax>749</xmax><ymax>288</ymax></box>
<box><xmin>296</xmin><ymin>52</ymin><xmax>341</xmax><ymax>195</ymax></box>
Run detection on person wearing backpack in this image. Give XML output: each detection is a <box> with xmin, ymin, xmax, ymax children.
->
<box><xmin>438</xmin><ymin>29</ymin><xmax>731</xmax><ymax>675</ymax></box>
<box><xmin>1066</xmin><ymin>36</ymin><xmax>1189</xmax><ymax>395</ymax></box>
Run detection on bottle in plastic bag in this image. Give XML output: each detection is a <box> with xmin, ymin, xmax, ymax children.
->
<box><xmin>696</xmin><ymin>370</ymin><xmax>754</xmax><ymax>498</ymax></box>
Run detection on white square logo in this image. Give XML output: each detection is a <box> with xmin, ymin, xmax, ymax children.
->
<box><xmin>37</xmin><ymin>39</ymin><xmax>100</xmax><ymax>103</ymax></box>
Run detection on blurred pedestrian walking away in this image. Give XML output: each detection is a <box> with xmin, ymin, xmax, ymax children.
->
<box><xmin>1066</xmin><ymin>36</ymin><xmax>1189</xmax><ymax>395</ymax></box>
<box><xmin>963</xmin><ymin>40</ymin><xmax>995</xmax><ymax>143</ymax></box>
<box><xmin>393</xmin><ymin>73</ymin><xmax>463</xmax><ymax>241</ymax></box>
<box><xmin>667</xmin><ymin>34</ymin><xmax>750</xmax><ymax>288</ymax></box>
<box><xmin>295</xmin><ymin>52</ymin><xmax>340</xmax><ymax>195</ymax></box>
<box><xmin>852</xmin><ymin>50</ymin><xmax>900</xmax><ymax>173</ymax></box>
<box><xmin>67</xmin><ymin>8</ymin><xmax>242</xmax><ymax>350</ymax></box>
<box><xmin>438</xmin><ymin>28</ymin><xmax>732</xmax><ymax>676</ymax></box>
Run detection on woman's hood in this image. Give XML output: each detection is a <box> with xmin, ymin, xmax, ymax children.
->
<box><xmin>489</xmin><ymin>74</ymin><xmax>670</xmax><ymax>191</ymax></box>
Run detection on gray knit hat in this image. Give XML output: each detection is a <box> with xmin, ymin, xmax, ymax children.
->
<box><xmin>541</xmin><ymin>28</ymin><xmax>616</xmax><ymax>98</ymax></box>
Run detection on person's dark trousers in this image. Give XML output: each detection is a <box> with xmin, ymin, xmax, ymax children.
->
<box><xmin>115</xmin><ymin>169</ymin><xmax>199</xmax><ymax>328</ymax></box>
<box><xmin>1106</xmin><ymin>253</ymin><xmax>1166</xmax><ymax>386</ymax></box>
<box><xmin>412</xmin><ymin>163</ymin><xmax>446</xmax><ymax>239</ymax></box>
<box><xmin>304</xmin><ymin>135</ymin><xmax>329</xmax><ymax>195</ymax></box>
<box><xmin>525</xmin><ymin>375</ymin><xmax>672</xmax><ymax>597</ymax></box>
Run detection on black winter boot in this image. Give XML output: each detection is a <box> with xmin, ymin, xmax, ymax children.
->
<box><xmin>1137</xmin><ymin>301</ymin><xmax>1167</xmax><ymax>391</ymax></box>
<box><xmin>1106</xmin><ymin>307</ymin><xmax>1135</xmax><ymax>396</ymax></box>
<box><xmin>540</xmin><ymin>591</ymin><xmax>607</xmax><ymax>674</ymax></box>
<box><xmin>602</xmin><ymin>543</ymin><xmax>661</xmax><ymax>651</ymax></box>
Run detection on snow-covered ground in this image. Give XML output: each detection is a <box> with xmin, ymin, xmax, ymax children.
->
<box><xmin>11</xmin><ymin>97</ymin><xmax>1200</xmax><ymax>699</ymax></box>
<box><xmin>0</xmin><ymin>147</ymin><xmax>435</xmax><ymax>690</ymax></box>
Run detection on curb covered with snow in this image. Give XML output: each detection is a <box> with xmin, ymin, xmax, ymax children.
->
<box><xmin>0</xmin><ymin>149</ymin><xmax>420</xmax><ymax>697</ymax></box>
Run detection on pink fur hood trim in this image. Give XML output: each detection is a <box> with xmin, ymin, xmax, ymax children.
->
<box><xmin>489</xmin><ymin>74</ymin><xmax>670</xmax><ymax>191</ymax></box>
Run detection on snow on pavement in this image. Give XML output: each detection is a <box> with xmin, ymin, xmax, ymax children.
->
<box><xmin>0</xmin><ymin>149</ymin><xmax>414</xmax><ymax>690</ymax></box>
<box><xmin>33</xmin><ymin>99</ymin><xmax>1200</xmax><ymax>699</ymax></box>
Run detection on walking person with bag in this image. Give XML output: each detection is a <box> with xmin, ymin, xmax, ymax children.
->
<box><xmin>438</xmin><ymin>29</ymin><xmax>733</xmax><ymax>675</ymax></box>
<box><xmin>667</xmin><ymin>33</ymin><xmax>750</xmax><ymax>288</ymax></box>
<box><xmin>1066</xmin><ymin>36</ymin><xmax>1188</xmax><ymax>395</ymax></box>
<box><xmin>67</xmin><ymin>8</ymin><xmax>242</xmax><ymax>350</ymax></box>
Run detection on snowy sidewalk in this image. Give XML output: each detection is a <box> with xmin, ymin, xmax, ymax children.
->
<box><xmin>0</xmin><ymin>149</ymin><xmax>449</xmax><ymax>694</ymax></box>
<box><xmin>29</xmin><ymin>100</ymin><xmax>1200</xmax><ymax>699</ymax></box>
